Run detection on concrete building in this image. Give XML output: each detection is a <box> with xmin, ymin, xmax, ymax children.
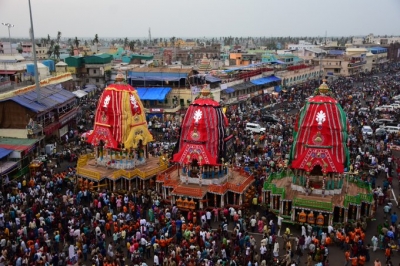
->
<box><xmin>368</xmin><ymin>47</ymin><xmax>388</xmax><ymax>64</ymax></box>
<box><xmin>353</xmin><ymin>34</ymin><xmax>400</xmax><ymax>45</ymax></box>
<box><xmin>288</xmin><ymin>40</ymin><xmax>318</xmax><ymax>51</ymax></box>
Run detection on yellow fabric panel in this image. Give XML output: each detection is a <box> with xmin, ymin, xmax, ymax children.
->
<box><xmin>124</xmin><ymin>124</ymin><xmax>154</xmax><ymax>149</ymax></box>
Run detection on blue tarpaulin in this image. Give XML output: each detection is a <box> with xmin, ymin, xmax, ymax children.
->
<box><xmin>224</xmin><ymin>63</ymin><xmax>267</xmax><ymax>73</ymax></box>
<box><xmin>129</xmin><ymin>71</ymin><xmax>187</xmax><ymax>82</ymax></box>
<box><xmin>83</xmin><ymin>85</ymin><xmax>97</xmax><ymax>93</ymax></box>
<box><xmin>275</xmin><ymin>86</ymin><xmax>282</xmax><ymax>92</ymax></box>
<box><xmin>222</xmin><ymin>88</ymin><xmax>235</xmax><ymax>94</ymax></box>
<box><xmin>135</xmin><ymin>87</ymin><xmax>172</xmax><ymax>101</ymax></box>
<box><xmin>251</xmin><ymin>76</ymin><xmax>281</xmax><ymax>85</ymax></box>
<box><xmin>0</xmin><ymin>148</ymin><xmax>12</xmax><ymax>159</ymax></box>
<box><xmin>1</xmin><ymin>84</ymin><xmax>76</xmax><ymax>113</ymax></box>
<box><xmin>205</xmin><ymin>75</ymin><xmax>221</xmax><ymax>83</ymax></box>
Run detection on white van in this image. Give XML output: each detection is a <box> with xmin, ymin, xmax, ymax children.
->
<box><xmin>245</xmin><ymin>123</ymin><xmax>266</xmax><ymax>134</ymax></box>
<box><xmin>384</xmin><ymin>126</ymin><xmax>400</xmax><ymax>134</ymax></box>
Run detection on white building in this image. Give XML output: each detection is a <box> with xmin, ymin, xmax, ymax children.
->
<box><xmin>288</xmin><ymin>40</ymin><xmax>318</xmax><ymax>51</ymax></box>
<box><xmin>353</xmin><ymin>33</ymin><xmax>400</xmax><ymax>45</ymax></box>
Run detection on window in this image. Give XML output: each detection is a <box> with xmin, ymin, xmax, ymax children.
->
<box><xmin>86</xmin><ymin>79</ymin><xmax>89</xmax><ymax>83</ymax></box>
<box><xmin>93</xmin><ymin>70</ymin><xmax>97</xmax><ymax>74</ymax></box>
<box><xmin>96</xmin><ymin>78</ymin><xmax>99</xmax><ymax>83</ymax></box>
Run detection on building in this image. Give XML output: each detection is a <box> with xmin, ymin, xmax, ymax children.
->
<box><xmin>128</xmin><ymin>67</ymin><xmax>194</xmax><ymax>120</ymax></box>
<box><xmin>276</xmin><ymin>65</ymin><xmax>322</xmax><ymax>87</ymax></box>
<box><xmin>368</xmin><ymin>47</ymin><xmax>388</xmax><ymax>64</ymax></box>
<box><xmin>309</xmin><ymin>50</ymin><xmax>371</xmax><ymax>78</ymax></box>
<box><xmin>288</xmin><ymin>40</ymin><xmax>318</xmax><ymax>51</ymax></box>
<box><xmin>0</xmin><ymin>80</ymin><xmax>77</xmax><ymax>141</ymax></box>
<box><xmin>21</xmin><ymin>42</ymin><xmax>33</xmax><ymax>54</ymax></box>
<box><xmin>35</xmin><ymin>44</ymin><xmax>49</xmax><ymax>60</ymax></box>
<box><xmin>64</xmin><ymin>54</ymin><xmax>113</xmax><ymax>87</ymax></box>
<box><xmin>387</xmin><ymin>42</ymin><xmax>400</xmax><ymax>62</ymax></box>
<box><xmin>353</xmin><ymin>34</ymin><xmax>400</xmax><ymax>45</ymax></box>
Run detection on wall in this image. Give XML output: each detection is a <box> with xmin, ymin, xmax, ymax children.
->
<box><xmin>0</xmin><ymin>128</ymin><xmax>28</xmax><ymax>138</ymax></box>
<box><xmin>277</xmin><ymin>67</ymin><xmax>322</xmax><ymax>86</ymax></box>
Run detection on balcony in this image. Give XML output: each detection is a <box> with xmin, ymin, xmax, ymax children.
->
<box><xmin>347</xmin><ymin>61</ymin><xmax>366</xmax><ymax>68</ymax></box>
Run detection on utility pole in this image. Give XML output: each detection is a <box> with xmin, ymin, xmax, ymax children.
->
<box><xmin>28</xmin><ymin>0</ymin><xmax>41</xmax><ymax>103</ymax></box>
<box><xmin>1</xmin><ymin>23</ymin><xmax>14</xmax><ymax>55</ymax></box>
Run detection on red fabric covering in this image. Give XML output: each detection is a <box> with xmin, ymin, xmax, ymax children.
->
<box><xmin>86</xmin><ymin>125</ymin><xmax>119</xmax><ymax>149</ymax></box>
<box><xmin>173</xmin><ymin>97</ymin><xmax>224</xmax><ymax>166</ymax></box>
<box><xmin>87</xmin><ymin>84</ymin><xmax>143</xmax><ymax>149</ymax></box>
<box><xmin>291</xmin><ymin>95</ymin><xmax>346</xmax><ymax>173</ymax></box>
<box><xmin>173</xmin><ymin>144</ymin><xmax>217</xmax><ymax>165</ymax></box>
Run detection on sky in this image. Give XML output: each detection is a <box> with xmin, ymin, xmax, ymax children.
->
<box><xmin>1</xmin><ymin>0</ymin><xmax>400</xmax><ymax>39</ymax></box>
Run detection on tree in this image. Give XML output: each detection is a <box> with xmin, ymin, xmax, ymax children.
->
<box><xmin>170</xmin><ymin>36</ymin><xmax>176</xmax><ymax>47</ymax></box>
<box><xmin>93</xmin><ymin>34</ymin><xmax>99</xmax><ymax>53</ymax></box>
<box><xmin>56</xmin><ymin>31</ymin><xmax>62</xmax><ymax>44</ymax></box>
<box><xmin>47</xmin><ymin>34</ymin><xmax>51</xmax><ymax>45</ymax></box>
<box><xmin>143</xmin><ymin>40</ymin><xmax>148</xmax><ymax>47</ymax></box>
<box><xmin>69</xmin><ymin>45</ymin><xmax>74</xmax><ymax>56</ymax></box>
<box><xmin>74</xmin><ymin>37</ymin><xmax>80</xmax><ymax>49</ymax></box>
<box><xmin>128</xmin><ymin>40</ymin><xmax>136</xmax><ymax>52</ymax></box>
<box><xmin>84</xmin><ymin>40</ymin><xmax>88</xmax><ymax>46</ymax></box>
<box><xmin>124</xmin><ymin>37</ymin><xmax>129</xmax><ymax>48</ymax></box>
<box><xmin>47</xmin><ymin>40</ymin><xmax>55</xmax><ymax>57</ymax></box>
<box><xmin>54</xmin><ymin>44</ymin><xmax>60</xmax><ymax>60</ymax></box>
<box><xmin>67</xmin><ymin>38</ymin><xmax>72</xmax><ymax>46</ymax></box>
<box><xmin>16</xmin><ymin>43</ymin><xmax>22</xmax><ymax>54</ymax></box>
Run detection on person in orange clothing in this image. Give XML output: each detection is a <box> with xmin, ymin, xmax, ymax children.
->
<box><xmin>325</xmin><ymin>235</ymin><xmax>332</xmax><ymax>246</ymax></box>
<box><xmin>344</xmin><ymin>250</ymin><xmax>351</xmax><ymax>266</ymax></box>
<box><xmin>350</xmin><ymin>256</ymin><xmax>358</xmax><ymax>266</ymax></box>
<box><xmin>105</xmin><ymin>222</ymin><xmax>111</xmax><ymax>237</ymax></box>
<box><xmin>349</xmin><ymin>231</ymin><xmax>355</xmax><ymax>242</ymax></box>
<box><xmin>358</xmin><ymin>254</ymin><xmax>366</xmax><ymax>265</ymax></box>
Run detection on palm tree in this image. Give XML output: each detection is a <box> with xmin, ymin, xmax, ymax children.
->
<box><xmin>128</xmin><ymin>40</ymin><xmax>136</xmax><ymax>52</ymax></box>
<box><xmin>56</xmin><ymin>31</ymin><xmax>62</xmax><ymax>44</ymax></box>
<box><xmin>124</xmin><ymin>37</ymin><xmax>129</xmax><ymax>48</ymax></box>
<box><xmin>47</xmin><ymin>39</ymin><xmax>55</xmax><ymax>57</ymax></box>
<box><xmin>93</xmin><ymin>34</ymin><xmax>99</xmax><ymax>53</ymax></box>
<box><xmin>69</xmin><ymin>45</ymin><xmax>74</xmax><ymax>56</ymax></box>
<box><xmin>74</xmin><ymin>37</ymin><xmax>80</xmax><ymax>48</ymax></box>
<box><xmin>47</xmin><ymin>34</ymin><xmax>51</xmax><ymax>45</ymax></box>
<box><xmin>54</xmin><ymin>44</ymin><xmax>60</xmax><ymax>60</ymax></box>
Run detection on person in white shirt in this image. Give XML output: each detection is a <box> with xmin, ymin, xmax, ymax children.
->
<box><xmin>153</xmin><ymin>254</ymin><xmax>159</xmax><ymax>266</ymax></box>
<box><xmin>277</xmin><ymin>215</ymin><xmax>284</xmax><ymax>236</ymax></box>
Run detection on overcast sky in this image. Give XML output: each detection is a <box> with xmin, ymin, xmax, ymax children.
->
<box><xmin>1</xmin><ymin>0</ymin><xmax>400</xmax><ymax>39</ymax></box>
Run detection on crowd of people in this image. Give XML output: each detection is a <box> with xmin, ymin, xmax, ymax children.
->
<box><xmin>1</xmin><ymin>63</ymin><xmax>400</xmax><ymax>266</ymax></box>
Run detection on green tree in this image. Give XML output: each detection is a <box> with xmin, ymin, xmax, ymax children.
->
<box><xmin>74</xmin><ymin>37</ymin><xmax>80</xmax><ymax>48</ymax></box>
<box><xmin>128</xmin><ymin>40</ymin><xmax>136</xmax><ymax>51</ymax></box>
<box><xmin>69</xmin><ymin>45</ymin><xmax>74</xmax><ymax>56</ymax></box>
<box><xmin>47</xmin><ymin>34</ymin><xmax>51</xmax><ymax>45</ymax></box>
<box><xmin>54</xmin><ymin>44</ymin><xmax>60</xmax><ymax>60</ymax></box>
<box><xmin>56</xmin><ymin>31</ymin><xmax>62</xmax><ymax>44</ymax></box>
<box><xmin>124</xmin><ymin>37</ymin><xmax>129</xmax><ymax>48</ymax></box>
<box><xmin>93</xmin><ymin>34</ymin><xmax>99</xmax><ymax>53</ymax></box>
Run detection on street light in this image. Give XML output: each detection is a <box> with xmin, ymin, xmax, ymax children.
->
<box><xmin>1</xmin><ymin>22</ymin><xmax>14</xmax><ymax>55</ymax></box>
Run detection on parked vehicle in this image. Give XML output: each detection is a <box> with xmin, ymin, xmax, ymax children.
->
<box><xmin>361</xmin><ymin>126</ymin><xmax>373</xmax><ymax>136</ymax></box>
<box><xmin>246</xmin><ymin>122</ymin><xmax>266</xmax><ymax>134</ymax></box>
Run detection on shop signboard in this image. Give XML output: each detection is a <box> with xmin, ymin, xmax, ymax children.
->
<box><xmin>237</xmin><ymin>94</ymin><xmax>250</xmax><ymax>101</ymax></box>
<box><xmin>150</xmin><ymin>108</ymin><xmax>164</xmax><ymax>113</ymax></box>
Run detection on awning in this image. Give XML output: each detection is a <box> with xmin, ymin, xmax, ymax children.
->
<box><xmin>59</xmin><ymin>108</ymin><xmax>78</xmax><ymax>126</ymax></box>
<box><xmin>274</xmin><ymin>86</ymin><xmax>282</xmax><ymax>92</ymax></box>
<box><xmin>0</xmin><ymin>148</ymin><xmax>13</xmax><ymax>159</ymax></box>
<box><xmin>135</xmin><ymin>87</ymin><xmax>172</xmax><ymax>101</ymax></box>
<box><xmin>222</xmin><ymin>88</ymin><xmax>235</xmax><ymax>94</ymax></box>
<box><xmin>72</xmin><ymin>90</ymin><xmax>88</xmax><ymax>98</ymax></box>
<box><xmin>272</xmin><ymin>60</ymin><xmax>286</xmax><ymax>64</ymax></box>
<box><xmin>205</xmin><ymin>75</ymin><xmax>221</xmax><ymax>83</ymax></box>
<box><xmin>0</xmin><ymin>70</ymin><xmax>17</xmax><ymax>75</ymax></box>
<box><xmin>44</xmin><ymin>122</ymin><xmax>61</xmax><ymax>136</ymax></box>
<box><xmin>251</xmin><ymin>76</ymin><xmax>281</xmax><ymax>85</ymax></box>
<box><xmin>0</xmin><ymin>161</ymin><xmax>18</xmax><ymax>175</ymax></box>
<box><xmin>83</xmin><ymin>87</ymin><xmax>97</xmax><ymax>93</ymax></box>
<box><xmin>231</xmin><ymin>81</ymin><xmax>254</xmax><ymax>92</ymax></box>
<box><xmin>129</xmin><ymin>71</ymin><xmax>188</xmax><ymax>82</ymax></box>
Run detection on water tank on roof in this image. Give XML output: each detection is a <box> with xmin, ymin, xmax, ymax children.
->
<box><xmin>26</xmin><ymin>64</ymin><xmax>35</xmax><ymax>76</ymax></box>
<box><xmin>42</xmin><ymin>60</ymin><xmax>55</xmax><ymax>72</ymax></box>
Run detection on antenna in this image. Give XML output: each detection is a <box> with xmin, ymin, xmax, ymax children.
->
<box><xmin>148</xmin><ymin>28</ymin><xmax>152</xmax><ymax>45</ymax></box>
